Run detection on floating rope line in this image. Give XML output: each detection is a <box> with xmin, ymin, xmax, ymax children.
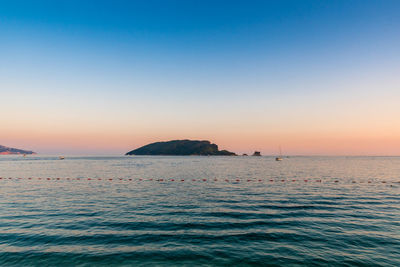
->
<box><xmin>0</xmin><ymin>177</ymin><xmax>399</xmax><ymax>185</ymax></box>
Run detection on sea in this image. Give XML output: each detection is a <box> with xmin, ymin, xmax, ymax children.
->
<box><xmin>0</xmin><ymin>155</ymin><xmax>399</xmax><ymax>266</ymax></box>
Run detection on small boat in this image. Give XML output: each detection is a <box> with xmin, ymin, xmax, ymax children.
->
<box><xmin>275</xmin><ymin>146</ymin><xmax>283</xmax><ymax>161</ymax></box>
<box><xmin>59</xmin><ymin>156</ymin><xmax>65</xmax><ymax>160</ymax></box>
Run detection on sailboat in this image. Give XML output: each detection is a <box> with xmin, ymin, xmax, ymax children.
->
<box><xmin>275</xmin><ymin>146</ymin><xmax>283</xmax><ymax>161</ymax></box>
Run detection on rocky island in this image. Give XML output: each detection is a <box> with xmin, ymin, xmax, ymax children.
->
<box><xmin>0</xmin><ymin>145</ymin><xmax>36</xmax><ymax>155</ymax></box>
<box><xmin>126</xmin><ymin>140</ymin><xmax>236</xmax><ymax>156</ymax></box>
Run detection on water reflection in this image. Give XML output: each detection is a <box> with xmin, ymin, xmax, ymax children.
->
<box><xmin>0</xmin><ymin>156</ymin><xmax>399</xmax><ymax>266</ymax></box>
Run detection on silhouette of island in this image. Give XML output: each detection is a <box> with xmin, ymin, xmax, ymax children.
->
<box><xmin>0</xmin><ymin>145</ymin><xmax>36</xmax><ymax>155</ymax></box>
<box><xmin>126</xmin><ymin>140</ymin><xmax>236</xmax><ymax>156</ymax></box>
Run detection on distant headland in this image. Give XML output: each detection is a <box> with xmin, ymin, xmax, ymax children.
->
<box><xmin>0</xmin><ymin>145</ymin><xmax>36</xmax><ymax>155</ymax></box>
<box><xmin>126</xmin><ymin>140</ymin><xmax>236</xmax><ymax>156</ymax></box>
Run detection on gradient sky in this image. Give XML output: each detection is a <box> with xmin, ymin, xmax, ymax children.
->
<box><xmin>1</xmin><ymin>0</ymin><xmax>400</xmax><ymax>155</ymax></box>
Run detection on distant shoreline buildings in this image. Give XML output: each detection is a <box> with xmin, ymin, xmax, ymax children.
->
<box><xmin>0</xmin><ymin>145</ymin><xmax>36</xmax><ymax>155</ymax></box>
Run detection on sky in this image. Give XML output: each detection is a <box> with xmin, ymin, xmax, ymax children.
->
<box><xmin>1</xmin><ymin>0</ymin><xmax>400</xmax><ymax>155</ymax></box>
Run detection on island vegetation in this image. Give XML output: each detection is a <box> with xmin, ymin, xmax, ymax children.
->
<box><xmin>126</xmin><ymin>140</ymin><xmax>236</xmax><ymax>156</ymax></box>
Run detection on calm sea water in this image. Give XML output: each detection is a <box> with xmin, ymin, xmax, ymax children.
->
<box><xmin>0</xmin><ymin>155</ymin><xmax>399</xmax><ymax>266</ymax></box>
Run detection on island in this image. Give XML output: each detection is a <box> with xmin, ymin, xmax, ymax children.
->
<box><xmin>126</xmin><ymin>140</ymin><xmax>236</xmax><ymax>156</ymax></box>
<box><xmin>0</xmin><ymin>145</ymin><xmax>36</xmax><ymax>155</ymax></box>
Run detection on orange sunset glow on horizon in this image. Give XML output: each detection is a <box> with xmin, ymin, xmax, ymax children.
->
<box><xmin>1</xmin><ymin>0</ymin><xmax>400</xmax><ymax>156</ymax></box>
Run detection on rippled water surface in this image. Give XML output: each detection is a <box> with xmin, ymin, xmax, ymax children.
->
<box><xmin>0</xmin><ymin>156</ymin><xmax>399</xmax><ymax>266</ymax></box>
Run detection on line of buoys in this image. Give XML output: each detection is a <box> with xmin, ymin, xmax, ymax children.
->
<box><xmin>0</xmin><ymin>177</ymin><xmax>398</xmax><ymax>185</ymax></box>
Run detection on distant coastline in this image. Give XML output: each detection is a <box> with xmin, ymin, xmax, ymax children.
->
<box><xmin>0</xmin><ymin>145</ymin><xmax>36</xmax><ymax>155</ymax></box>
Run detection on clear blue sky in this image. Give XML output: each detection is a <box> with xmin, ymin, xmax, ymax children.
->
<box><xmin>1</xmin><ymin>0</ymin><xmax>400</xmax><ymax>155</ymax></box>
